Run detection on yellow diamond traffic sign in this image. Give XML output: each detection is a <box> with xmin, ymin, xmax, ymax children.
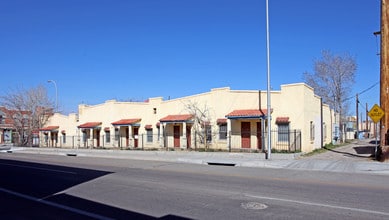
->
<box><xmin>368</xmin><ymin>104</ymin><xmax>384</xmax><ymax>123</ymax></box>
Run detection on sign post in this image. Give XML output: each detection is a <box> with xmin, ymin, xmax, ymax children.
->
<box><xmin>368</xmin><ymin>104</ymin><xmax>385</xmax><ymax>160</ymax></box>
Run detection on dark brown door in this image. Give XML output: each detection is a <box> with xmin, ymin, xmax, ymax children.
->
<box><xmin>174</xmin><ymin>126</ymin><xmax>180</xmax><ymax>148</ymax></box>
<box><xmin>186</xmin><ymin>126</ymin><xmax>191</xmax><ymax>148</ymax></box>
<box><xmin>133</xmin><ymin>127</ymin><xmax>139</xmax><ymax>148</ymax></box>
<box><xmin>96</xmin><ymin>129</ymin><xmax>100</xmax><ymax>147</ymax></box>
<box><xmin>241</xmin><ymin>122</ymin><xmax>251</xmax><ymax>148</ymax></box>
<box><xmin>125</xmin><ymin>127</ymin><xmax>129</xmax><ymax>147</ymax></box>
<box><xmin>51</xmin><ymin>132</ymin><xmax>58</xmax><ymax>147</ymax></box>
<box><xmin>257</xmin><ymin>122</ymin><xmax>262</xmax><ymax>150</ymax></box>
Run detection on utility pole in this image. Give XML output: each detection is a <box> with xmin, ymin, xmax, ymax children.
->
<box><xmin>356</xmin><ymin>93</ymin><xmax>359</xmax><ymax>138</ymax></box>
<box><xmin>365</xmin><ymin>102</ymin><xmax>370</xmax><ymax>132</ymax></box>
<box><xmin>380</xmin><ymin>0</ymin><xmax>389</xmax><ymax>159</ymax></box>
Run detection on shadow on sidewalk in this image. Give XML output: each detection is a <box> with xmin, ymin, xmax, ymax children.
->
<box><xmin>323</xmin><ymin>146</ymin><xmax>375</xmax><ymax>159</ymax></box>
<box><xmin>354</xmin><ymin>146</ymin><xmax>375</xmax><ymax>155</ymax></box>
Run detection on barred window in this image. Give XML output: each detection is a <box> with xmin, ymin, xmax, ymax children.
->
<box><xmin>147</xmin><ymin>129</ymin><xmax>153</xmax><ymax>143</ymax></box>
<box><xmin>207</xmin><ymin>126</ymin><xmax>212</xmax><ymax>142</ymax></box>
<box><xmin>277</xmin><ymin>124</ymin><xmax>289</xmax><ymax>142</ymax></box>
<box><xmin>115</xmin><ymin>128</ymin><xmax>119</xmax><ymax>141</ymax></box>
<box><xmin>201</xmin><ymin>125</ymin><xmax>212</xmax><ymax>143</ymax></box>
<box><xmin>105</xmin><ymin>130</ymin><xmax>111</xmax><ymax>143</ymax></box>
<box><xmin>219</xmin><ymin>124</ymin><xmax>227</xmax><ymax>140</ymax></box>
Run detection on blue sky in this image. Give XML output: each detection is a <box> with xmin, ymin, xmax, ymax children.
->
<box><xmin>0</xmin><ymin>0</ymin><xmax>381</xmax><ymax>115</ymax></box>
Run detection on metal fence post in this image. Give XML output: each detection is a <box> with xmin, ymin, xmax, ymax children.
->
<box><xmin>229</xmin><ymin>131</ymin><xmax>231</xmax><ymax>152</ymax></box>
<box><xmin>142</xmin><ymin>134</ymin><xmax>144</xmax><ymax>150</ymax></box>
<box><xmin>293</xmin><ymin>130</ymin><xmax>297</xmax><ymax>152</ymax></box>
<box><xmin>288</xmin><ymin>129</ymin><xmax>291</xmax><ymax>152</ymax></box>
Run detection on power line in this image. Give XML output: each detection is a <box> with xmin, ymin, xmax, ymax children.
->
<box><xmin>343</xmin><ymin>81</ymin><xmax>379</xmax><ymax>102</ymax></box>
<box><xmin>359</xmin><ymin>81</ymin><xmax>379</xmax><ymax>96</ymax></box>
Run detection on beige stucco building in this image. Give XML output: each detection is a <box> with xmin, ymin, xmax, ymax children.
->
<box><xmin>41</xmin><ymin>83</ymin><xmax>336</xmax><ymax>153</ymax></box>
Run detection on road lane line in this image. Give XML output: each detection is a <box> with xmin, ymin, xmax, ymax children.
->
<box><xmin>245</xmin><ymin>194</ymin><xmax>389</xmax><ymax>216</ymax></box>
<box><xmin>0</xmin><ymin>187</ymin><xmax>114</xmax><ymax>220</ymax></box>
<box><xmin>0</xmin><ymin>162</ymin><xmax>77</xmax><ymax>174</ymax></box>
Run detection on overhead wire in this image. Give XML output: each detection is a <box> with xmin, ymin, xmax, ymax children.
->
<box><xmin>343</xmin><ymin>81</ymin><xmax>379</xmax><ymax>102</ymax></box>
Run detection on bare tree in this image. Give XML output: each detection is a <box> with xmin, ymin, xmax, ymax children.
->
<box><xmin>0</xmin><ymin>85</ymin><xmax>54</xmax><ymax>146</ymax></box>
<box><xmin>184</xmin><ymin>101</ymin><xmax>214</xmax><ymax>150</ymax></box>
<box><xmin>303</xmin><ymin>50</ymin><xmax>357</xmax><ymax>139</ymax></box>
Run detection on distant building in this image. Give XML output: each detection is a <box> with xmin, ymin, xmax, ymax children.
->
<box><xmin>42</xmin><ymin>83</ymin><xmax>338</xmax><ymax>153</ymax></box>
<box><xmin>344</xmin><ymin>116</ymin><xmax>357</xmax><ymax>140</ymax></box>
<box><xmin>0</xmin><ymin>107</ymin><xmax>15</xmax><ymax>144</ymax></box>
<box><xmin>0</xmin><ymin>107</ymin><xmax>31</xmax><ymax>144</ymax></box>
<box><xmin>344</xmin><ymin>115</ymin><xmax>376</xmax><ymax>140</ymax></box>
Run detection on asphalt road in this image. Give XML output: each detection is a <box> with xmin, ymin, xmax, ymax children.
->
<box><xmin>1</xmin><ymin>153</ymin><xmax>389</xmax><ymax>220</ymax></box>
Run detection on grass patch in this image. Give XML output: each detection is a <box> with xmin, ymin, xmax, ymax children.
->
<box><xmin>302</xmin><ymin>141</ymin><xmax>350</xmax><ymax>157</ymax></box>
<box><xmin>303</xmin><ymin>148</ymin><xmax>327</xmax><ymax>157</ymax></box>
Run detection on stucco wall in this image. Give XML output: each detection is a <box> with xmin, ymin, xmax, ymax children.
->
<box><xmin>43</xmin><ymin>83</ymin><xmax>336</xmax><ymax>152</ymax></box>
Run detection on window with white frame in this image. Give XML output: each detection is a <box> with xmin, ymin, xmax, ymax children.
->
<box><xmin>105</xmin><ymin>130</ymin><xmax>111</xmax><ymax>143</ymax></box>
<box><xmin>219</xmin><ymin>123</ymin><xmax>227</xmax><ymax>140</ymax></box>
<box><xmin>114</xmin><ymin>128</ymin><xmax>119</xmax><ymax>141</ymax></box>
<box><xmin>147</xmin><ymin>128</ymin><xmax>153</xmax><ymax>143</ymax></box>
<box><xmin>277</xmin><ymin>123</ymin><xmax>290</xmax><ymax>142</ymax></box>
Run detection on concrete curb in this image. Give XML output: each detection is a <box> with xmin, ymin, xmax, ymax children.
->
<box><xmin>3</xmin><ymin>145</ymin><xmax>389</xmax><ymax>175</ymax></box>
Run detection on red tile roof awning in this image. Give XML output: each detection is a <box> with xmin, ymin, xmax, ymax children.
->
<box><xmin>144</xmin><ymin>124</ymin><xmax>152</xmax><ymax>129</ymax></box>
<box><xmin>217</xmin><ymin>118</ymin><xmax>227</xmax><ymax>125</ymax></box>
<box><xmin>276</xmin><ymin>117</ymin><xmax>290</xmax><ymax>124</ymax></box>
<box><xmin>78</xmin><ymin>122</ymin><xmax>102</xmax><ymax>129</ymax></box>
<box><xmin>40</xmin><ymin>126</ymin><xmax>59</xmax><ymax>131</ymax></box>
<box><xmin>160</xmin><ymin>114</ymin><xmax>193</xmax><ymax>122</ymax></box>
<box><xmin>111</xmin><ymin>118</ymin><xmax>141</xmax><ymax>126</ymax></box>
<box><xmin>226</xmin><ymin>109</ymin><xmax>269</xmax><ymax>119</ymax></box>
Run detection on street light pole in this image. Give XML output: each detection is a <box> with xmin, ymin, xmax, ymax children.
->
<box><xmin>265</xmin><ymin>0</ymin><xmax>272</xmax><ymax>159</ymax></box>
<box><xmin>47</xmin><ymin>80</ymin><xmax>58</xmax><ymax>112</ymax></box>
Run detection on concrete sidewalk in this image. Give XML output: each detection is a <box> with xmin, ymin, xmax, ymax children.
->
<box><xmin>2</xmin><ymin>139</ymin><xmax>389</xmax><ymax>175</ymax></box>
